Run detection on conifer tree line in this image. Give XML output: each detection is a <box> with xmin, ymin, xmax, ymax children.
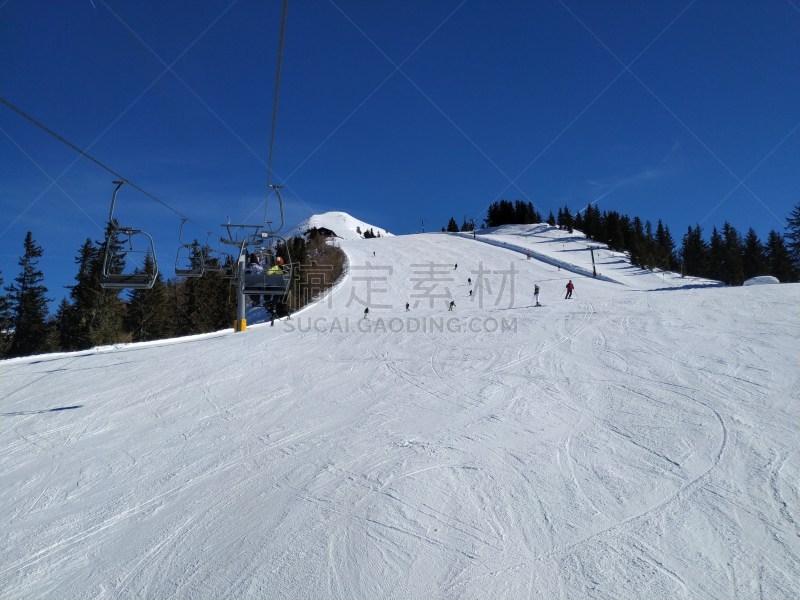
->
<box><xmin>1</xmin><ymin>227</ymin><xmax>346</xmax><ymax>359</ymax></box>
<box><xmin>354</xmin><ymin>225</ymin><xmax>382</xmax><ymax>238</ymax></box>
<box><xmin>477</xmin><ymin>199</ymin><xmax>799</xmax><ymax>285</ymax></box>
<box><xmin>443</xmin><ymin>216</ymin><xmax>476</xmax><ymax>232</ymax></box>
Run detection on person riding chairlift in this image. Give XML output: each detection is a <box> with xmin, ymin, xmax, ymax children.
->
<box><xmin>267</xmin><ymin>255</ymin><xmax>284</xmax><ymax>275</ymax></box>
<box><xmin>246</xmin><ymin>253</ymin><xmax>264</xmax><ymax>274</ymax></box>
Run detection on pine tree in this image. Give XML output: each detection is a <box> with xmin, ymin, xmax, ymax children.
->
<box><xmin>721</xmin><ymin>222</ymin><xmax>745</xmax><ymax>285</ymax></box>
<box><xmin>0</xmin><ymin>272</ymin><xmax>13</xmax><ymax>357</ymax></box>
<box><xmin>59</xmin><ymin>235</ymin><xmax>127</xmax><ymax>350</ymax></box>
<box><xmin>582</xmin><ymin>204</ymin><xmax>599</xmax><ymax>239</ymax></box>
<box><xmin>628</xmin><ymin>217</ymin><xmax>651</xmax><ymax>268</ymax></box>
<box><xmin>546</xmin><ymin>211</ymin><xmax>556</xmax><ymax>227</ymax></box>
<box><xmin>486</xmin><ymin>203</ymin><xmax>497</xmax><ymax>227</ymax></box>
<box><xmin>125</xmin><ymin>252</ymin><xmax>170</xmax><ymax>342</ymax></box>
<box><xmin>606</xmin><ymin>212</ymin><xmax>625</xmax><ymax>251</ymax></box>
<box><xmin>765</xmin><ymin>230</ymin><xmax>796</xmax><ymax>282</ymax></box>
<box><xmin>655</xmin><ymin>220</ymin><xmax>677</xmax><ymax>271</ymax></box>
<box><xmin>556</xmin><ymin>207</ymin><xmax>564</xmax><ymax>230</ymax></box>
<box><xmin>446</xmin><ymin>217</ymin><xmax>459</xmax><ymax>232</ymax></box>
<box><xmin>680</xmin><ymin>225</ymin><xmax>707</xmax><ymax>277</ymax></box>
<box><xmin>562</xmin><ymin>206</ymin><xmax>574</xmax><ymax>233</ymax></box>
<box><xmin>707</xmin><ymin>227</ymin><xmax>727</xmax><ymax>283</ymax></box>
<box><xmin>55</xmin><ymin>298</ymin><xmax>73</xmax><ymax>351</ymax></box>
<box><xmin>6</xmin><ymin>232</ymin><xmax>51</xmax><ymax>357</ymax></box>
<box><xmin>573</xmin><ymin>210</ymin><xmax>584</xmax><ymax>233</ymax></box>
<box><xmin>786</xmin><ymin>202</ymin><xmax>800</xmax><ymax>270</ymax></box>
<box><xmin>742</xmin><ymin>228</ymin><xmax>768</xmax><ymax>280</ymax></box>
<box><xmin>178</xmin><ymin>273</ymin><xmax>214</xmax><ymax>335</ymax></box>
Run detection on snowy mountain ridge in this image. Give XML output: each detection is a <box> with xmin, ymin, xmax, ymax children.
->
<box><xmin>288</xmin><ymin>211</ymin><xmax>392</xmax><ymax>241</ymax></box>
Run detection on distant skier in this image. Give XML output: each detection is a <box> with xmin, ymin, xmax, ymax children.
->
<box><xmin>534</xmin><ymin>284</ymin><xmax>540</xmax><ymax>306</ymax></box>
<box><xmin>454</xmin><ymin>263</ymin><xmax>458</xmax><ymax>270</ymax></box>
<box><xmin>469</xmin><ymin>290</ymin><xmax>472</xmax><ymax>297</ymax></box>
<box><xmin>448</xmin><ymin>300</ymin><xmax>456</xmax><ymax>311</ymax></box>
<box><xmin>373</xmin><ymin>251</ymin><xmax>376</xmax><ymax>257</ymax></box>
<box><xmin>363</xmin><ymin>307</ymin><xmax>369</xmax><ymax>319</ymax></box>
<box><xmin>565</xmin><ymin>280</ymin><xmax>574</xmax><ymax>299</ymax></box>
<box><xmin>468</xmin><ymin>277</ymin><xmax>471</xmax><ymax>285</ymax></box>
<box><xmin>405</xmin><ymin>302</ymin><xmax>410</xmax><ymax>311</ymax></box>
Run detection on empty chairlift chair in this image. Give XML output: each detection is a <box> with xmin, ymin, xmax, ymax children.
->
<box><xmin>174</xmin><ymin>219</ymin><xmax>204</xmax><ymax>278</ymax></box>
<box><xmin>201</xmin><ymin>233</ymin><xmax>227</xmax><ymax>274</ymax></box>
<box><xmin>100</xmin><ymin>181</ymin><xmax>159</xmax><ymax>290</ymax></box>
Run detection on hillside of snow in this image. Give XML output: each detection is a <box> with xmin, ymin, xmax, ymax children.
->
<box><xmin>470</xmin><ymin>223</ymin><xmax>720</xmax><ymax>290</ymax></box>
<box><xmin>2</xmin><ymin>228</ymin><xmax>799</xmax><ymax>599</ymax></box>
<box><xmin>289</xmin><ymin>211</ymin><xmax>393</xmax><ymax>241</ymax></box>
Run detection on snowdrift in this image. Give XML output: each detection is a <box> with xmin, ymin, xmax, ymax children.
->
<box><xmin>744</xmin><ymin>275</ymin><xmax>780</xmax><ymax>286</ymax></box>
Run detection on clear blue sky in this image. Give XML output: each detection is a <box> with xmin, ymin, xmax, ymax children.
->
<box><xmin>2</xmin><ymin>1</ymin><xmax>798</xmax><ymax>308</ymax></box>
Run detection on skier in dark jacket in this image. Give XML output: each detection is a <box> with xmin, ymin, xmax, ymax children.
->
<box><xmin>565</xmin><ymin>280</ymin><xmax>574</xmax><ymax>299</ymax></box>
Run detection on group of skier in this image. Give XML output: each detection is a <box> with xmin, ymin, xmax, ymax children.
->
<box><xmin>361</xmin><ymin>262</ymin><xmax>577</xmax><ymax>318</ymax></box>
<box><xmin>532</xmin><ymin>280</ymin><xmax>575</xmax><ymax>305</ymax></box>
<box><xmin>360</xmin><ymin>258</ymin><xmax>578</xmax><ymax>319</ymax></box>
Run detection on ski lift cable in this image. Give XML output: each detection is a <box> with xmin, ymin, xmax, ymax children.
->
<box><xmin>263</xmin><ymin>0</ymin><xmax>289</xmax><ymax>231</ymax></box>
<box><xmin>0</xmin><ymin>95</ymin><xmax>216</xmax><ymax>236</ymax></box>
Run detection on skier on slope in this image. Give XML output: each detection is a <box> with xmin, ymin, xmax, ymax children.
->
<box><xmin>448</xmin><ymin>300</ymin><xmax>456</xmax><ymax>311</ymax></box>
<box><xmin>363</xmin><ymin>307</ymin><xmax>369</xmax><ymax>319</ymax></box>
<box><xmin>534</xmin><ymin>284</ymin><xmax>540</xmax><ymax>306</ymax></box>
<box><xmin>565</xmin><ymin>280</ymin><xmax>574</xmax><ymax>299</ymax></box>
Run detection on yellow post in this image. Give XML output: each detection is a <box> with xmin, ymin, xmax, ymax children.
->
<box><xmin>234</xmin><ymin>318</ymin><xmax>247</xmax><ymax>332</ymax></box>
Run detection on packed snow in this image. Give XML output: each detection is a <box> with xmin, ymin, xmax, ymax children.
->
<box><xmin>2</xmin><ymin>226</ymin><xmax>799</xmax><ymax>599</ymax></box>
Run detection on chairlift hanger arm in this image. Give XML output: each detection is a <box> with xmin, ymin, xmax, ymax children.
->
<box><xmin>267</xmin><ymin>184</ymin><xmax>286</xmax><ymax>234</ymax></box>
<box><xmin>107</xmin><ymin>180</ymin><xmax>128</xmax><ymax>225</ymax></box>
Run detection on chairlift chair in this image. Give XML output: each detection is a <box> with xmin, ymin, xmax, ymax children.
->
<box><xmin>240</xmin><ymin>233</ymin><xmax>294</xmax><ymax>304</ymax></box>
<box><xmin>174</xmin><ymin>219</ymin><xmax>205</xmax><ymax>278</ymax></box>
<box><xmin>100</xmin><ymin>181</ymin><xmax>159</xmax><ymax>290</ymax></box>
<box><xmin>201</xmin><ymin>233</ymin><xmax>227</xmax><ymax>273</ymax></box>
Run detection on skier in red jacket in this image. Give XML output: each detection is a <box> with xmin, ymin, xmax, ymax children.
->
<box><xmin>565</xmin><ymin>280</ymin><xmax>574</xmax><ymax>299</ymax></box>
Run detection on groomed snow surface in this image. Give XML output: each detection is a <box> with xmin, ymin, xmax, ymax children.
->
<box><xmin>2</xmin><ymin>226</ymin><xmax>799</xmax><ymax>599</ymax></box>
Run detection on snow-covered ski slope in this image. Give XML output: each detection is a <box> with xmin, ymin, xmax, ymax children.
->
<box><xmin>2</xmin><ymin>231</ymin><xmax>799</xmax><ymax>599</ymax></box>
<box><xmin>470</xmin><ymin>223</ymin><xmax>719</xmax><ymax>289</ymax></box>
